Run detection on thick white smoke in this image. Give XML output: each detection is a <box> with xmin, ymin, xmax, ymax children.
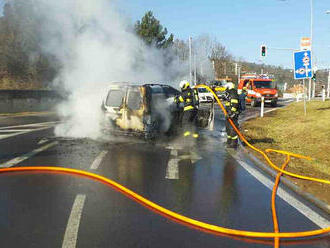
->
<box><xmin>31</xmin><ymin>0</ymin><xmax>187</xmax><ymax>139</ymax></box>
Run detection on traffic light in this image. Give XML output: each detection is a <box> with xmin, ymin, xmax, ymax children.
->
<box><xmin>261</xmin><ymin>45</ymin><xmax>267</xmax><ymax>57</ymax></box>
<box><xmin>312</xmin><ymin>73</ymin><xmax>316</xmax><ymax>81</ymax></box>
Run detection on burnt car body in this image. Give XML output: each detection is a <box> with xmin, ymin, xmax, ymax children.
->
<box><xmin>101</xmin><ymin>83</ymin><xmax>214</xmax><ymax>139</ymax></box>
<box><xmin>101</xmin><ymin>83</ymin><xmax>181</xmax><ymax>139</ymax></box>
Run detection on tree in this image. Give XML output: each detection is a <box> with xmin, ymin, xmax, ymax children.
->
<box><xmin>135</xmin><ymin>11</ymin><xmax>174</xmax><ymax>49</ymax></box>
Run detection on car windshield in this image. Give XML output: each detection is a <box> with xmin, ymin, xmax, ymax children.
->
<box><xmin>212</xmin><ymin>80</ymin><xmax>226</xmax><ymax>86</ymax></box>
<box><xmin>106</xmin><ymin>89</ymin><xmax>126</xmax><ymax>107</ymax></box>
<box><xmin>198</xmin><ymin>88</ymin><xmax>208</xmax><ymax>93</ymax></box>
<box><xmin>254</xmin><ymin>81</ymin><xmax>273</xmax><ymax>89</ymax></box>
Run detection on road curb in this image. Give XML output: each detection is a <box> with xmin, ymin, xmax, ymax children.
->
<box><xmin>239</xmin><ymin>105</ymin><xmax>330</xmax><ymax>216</ymax></box>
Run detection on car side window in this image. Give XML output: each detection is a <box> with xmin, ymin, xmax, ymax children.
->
<box><xmin>163</xmin><ymin>86</ymin><xmax>179</xmax><ymax>97</ymax></box>
<box><xmin>127</xmin><ymin>90</ymin><xmax>143</xmax><ymax>110</ymax></box>
<box><xmin>106</xmin><ymin>89</ymin><xmax>126</xmax><ymax>107</ymax></box>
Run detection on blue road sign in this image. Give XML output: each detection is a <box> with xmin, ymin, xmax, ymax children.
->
<box><xmin>294</xmin><ymin>50</ymin><xmax>312</xmax><ymax>79</ymax></box>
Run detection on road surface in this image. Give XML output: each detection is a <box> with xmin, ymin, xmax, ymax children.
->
<box><xmin>0</xmin><ymin>104</ymin><xmax>329</xmax><ymax>248</ymax></box>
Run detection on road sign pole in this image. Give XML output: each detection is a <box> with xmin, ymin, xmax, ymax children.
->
<box><xmin>308</xmin><ymin>76</ymin><xmax>311</xmax><ymax>100</ymax></box>
<box><xmin>303</xmin><ymin>79</ymin><xmax>307</xmax><ymax>116</ymax></box>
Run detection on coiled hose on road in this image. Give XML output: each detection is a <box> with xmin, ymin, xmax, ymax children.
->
<box><xmin>0</xmin><ymin>85</ymin><xmax>329</xmax><ymax>247</ymax></box>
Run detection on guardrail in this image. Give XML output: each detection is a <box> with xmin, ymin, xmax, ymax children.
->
<box><xmin>0</xmin><ymin>90</ymin><xmax>65</xmax><ymax>113</ymax></box>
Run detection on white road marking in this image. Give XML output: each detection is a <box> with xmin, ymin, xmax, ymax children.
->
<box><xmin>90</xmin><ymin>151</ymin><xmax>108</xmax><ymax>170</ymax></box>
<box><xmin>234</xmin><ymin>157</ymin><xmax>330</xmax><ymax>228</ymax></box>
<box><xmin>0</xmin><ymin>122</ymin><xmax>59</xmax><ymax>141</ymax></box>
<box><xmin>38</xmin><ymin>138</ymin><xmax>49</xmax><ymax>145</ymax></box>
<box><xmin>0</xmin><ymin>129</ymin><xmax>35</xmax><ymax>132</ymax></box>
<box><xmin>166</xmin><ymin>159</ymin><xmax>180</xmax><ymax>179</ymax></box>
<box><xmin>62</xmin><ymin>194</ymin><xmax>86</xmax><ymax>248</ymax></box>
<box><xmin>170</xmin><ymin>149</ymin><xmax>178</xmax><ymax>156</ymax></box>
<box><xmin>1</xmin><ymin>141</ymin><xmax>58</xmax><ymax>168</ymax></box>
<box><xmin>166</xmin><ymin>148</ymin><xmax>179</xmax><ymax>180</ymax></box>
<box><xmin>0</xmin><ymin>121</ymin><xmax>60</xmax><ymax>130</ymax></box>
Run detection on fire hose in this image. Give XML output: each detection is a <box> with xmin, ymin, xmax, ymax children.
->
<box><xmin>0</xmin><ymin>85</ymin><xmax>328</xmax><ymax>246</ymax></box>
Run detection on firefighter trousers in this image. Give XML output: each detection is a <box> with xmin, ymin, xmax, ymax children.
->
<box><xmin>225</xmin><ymin>116</ymin><xmax>239</xmax><ymax>147</ymax></box>
<box><xmin>181</xmin><ymin>109</ymin><xmax>198</xmax><ymax>138</ymax></box>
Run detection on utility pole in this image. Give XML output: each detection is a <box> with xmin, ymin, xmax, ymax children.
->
<box><xmin>189</xmin><ymin>37</ymin><xmax>192</xmax><ymax>84</ymax></box>
<box><xmin>194</xmin><ymin>53</ymin><xmax>197</xmax><ymax>85</ymax></box>
<box><xmin>308</xmin><ymin>0</ymin><xmax>313</xmax><ymax>101</ymax></box>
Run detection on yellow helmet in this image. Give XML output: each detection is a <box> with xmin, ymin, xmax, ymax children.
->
<box><xmin>179</xmin><ymin>80</ymin><xmax>190</xmax><ymax>90</ymax></box>
<box><xmin>225</xmin><ymin>82</ymin><xmax>235</xmax><ymax>90</ymax></box>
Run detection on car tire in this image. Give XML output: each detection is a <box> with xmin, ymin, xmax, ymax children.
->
<box><xmin>271</xmin><ymin>101</ymin><xmax>277</xmax><ymax>107</ymax></box>
<box><xmin>251</xmin><ymin>99</ymin><xmax>258</xmax><ymax>107</ymax></box>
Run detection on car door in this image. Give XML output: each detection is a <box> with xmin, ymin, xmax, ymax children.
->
<box><xmin>123</xmin><ymin>87</ymin><xmax>145</xmax><ymax>131</ymax></box>
<box><xmin>103</xmin><ymin>87</ymin><xmax>127</xmax><ymax>128</ymax></box>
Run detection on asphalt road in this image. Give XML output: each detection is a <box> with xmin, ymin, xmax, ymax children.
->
<box><xmin>0</xmin><ymin>104</ymin><xmax>329</xmax><ymax>248</ymax></box>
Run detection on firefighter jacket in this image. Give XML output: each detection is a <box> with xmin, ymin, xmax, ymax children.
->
<box><xmin>175</xmin><ymin>88</ymin><xmax>199</xmax><ymax>112</ymax></box>
<box><xmin>224</xmin><ymin>88</ymin><xmax>240</xmax><ymax>117</ymax></box>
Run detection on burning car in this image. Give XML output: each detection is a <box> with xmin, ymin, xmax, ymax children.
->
<box><xmin>101</xmin><ymin>83</ymin><xmax>181</xmax><ymax>139</ymax></box>
<box><xmin>101</xmin><ymin>83</ymin><xmax>215</xmax><ymax>139</ymax></box>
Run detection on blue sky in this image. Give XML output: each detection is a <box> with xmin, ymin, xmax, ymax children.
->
<box><xmin>1</xmin><ymin>0</ymin><xmax>330</xmax><ymax>68</ymax></box>
<box><xmin>122</xmin><ymin>0</ymin><xmax>330</xmax><ymax>69</ymax></box>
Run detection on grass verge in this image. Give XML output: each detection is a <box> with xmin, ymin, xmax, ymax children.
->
<box><xmin>242</xmin><ymin>100</ymin><xmax>330</xmax><ymax>205</ymax></box>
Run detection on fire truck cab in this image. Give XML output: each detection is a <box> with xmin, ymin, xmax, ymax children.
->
<box><xmin>238</xmin><ymin>74</ymin><xmax>278</xmax><ymax>107</ymax></box>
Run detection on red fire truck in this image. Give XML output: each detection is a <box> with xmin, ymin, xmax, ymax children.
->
<box><xmin>238</xmin><ymin>74</ymin><xmax>278</xmax><ymax>107</ymax></box>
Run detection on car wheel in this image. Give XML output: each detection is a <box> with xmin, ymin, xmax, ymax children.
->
<box><xmin>251</xmin><ymin>99</ymin><xmax>258</xmax><ymax>107</ymax></box>
<box><xmin>271</xmin><ymin>101</ymin><xmax>277</xmax><ymax>107</ymax></box>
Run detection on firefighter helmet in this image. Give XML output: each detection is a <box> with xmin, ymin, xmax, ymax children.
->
<box><xmin>179</xmin><ymin>80</ymin><xmax>190</xmax><ymax>90</ymax></box>
<box><xmin>225</xmin><ymin>82</ymin><xmax>235</xmax><ymax>90</ymax></box>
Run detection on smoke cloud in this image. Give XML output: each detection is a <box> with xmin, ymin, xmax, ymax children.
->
<box><xmin>20</xmin><ymin>0</ymin><xmax>188</xmax><ymax>139</ymax></box>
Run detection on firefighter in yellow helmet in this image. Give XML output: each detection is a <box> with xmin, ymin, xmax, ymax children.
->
<box><xmin>175</xmin><ymin>80</ymin><xmax>200</xmax><ymax>138</ymax></box>
<box><xmin>223</xmin><ymin>82</ymin><xmax>240</xmax><ymax>148</ymax></box>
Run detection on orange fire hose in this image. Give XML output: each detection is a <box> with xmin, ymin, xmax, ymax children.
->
<box><xmin>0</xmin><ymin>84</ymin><xmax>328</xmax><ymax>245</ymax></box>
<box><xmin>0</xmin><ymin>166</ymin><xmax>329</xmax><ymax>239</ymax></box>
<box><xmin>271</xmin><ymin>155</ymin><xmax>291</xmax><ymax>248</ymax></box>
<box><xmin>195</xmin><ymin>84</ymin><xmax>330</xmax><ymax>247</ymax></box>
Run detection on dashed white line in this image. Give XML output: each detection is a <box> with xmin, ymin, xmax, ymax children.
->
<box><xmin>166</xmin><ymin>149</ymin><xmax>179</xmax><ymax>180</ymax></box>
<box><xmin>62</xmin><ymin>194</ymin><xmax>86</xmax><ymax>248</ymax></box>
<box><xmin>234</xmin><ymin>157</ymin><xmax>330</xmax><ymax>228</ymax></box>
<box><xmin>1</xmin><ymin>141</ymin><xmax>59</xmax><ymax>168</ymax></box>
<box><xmin>90</xmin><ymin>151</ymin><xmax>108</xmax><ymax>170</ymax></box>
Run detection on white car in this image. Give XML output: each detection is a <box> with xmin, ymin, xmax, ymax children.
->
<box><xmin>196</xmin><ymin>87</ymin><xmax>214</xmax><ymax>103</ymax></box>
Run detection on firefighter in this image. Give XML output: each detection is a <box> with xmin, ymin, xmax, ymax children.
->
<box><xmin>175</xmin><ymin>80</ymin><xmax>200</xmax><ymax>138</ymax></box>
<box><xmin>237</xmin><ymin>85</ymin><xmax>247</xmax><ymax>113</ymax></box>
<box><xmin>223</xmin><ymin>82</ymin><xmax>240</xmax><ymax>148</ymax></box>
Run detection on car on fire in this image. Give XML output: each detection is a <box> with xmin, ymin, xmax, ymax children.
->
<box><xmin>101</xmin><ymin>83</ymin><xmax>214</xmax><ymax>139</ymax></box>
<box><xmin>101</xmin><ymin>83</ymin><xmax>181</xmax><ymax>139</ymax></box>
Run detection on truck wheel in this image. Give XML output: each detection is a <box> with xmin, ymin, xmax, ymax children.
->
<box><xmin>251</xmin><ymin>99</ymin><xmax>258</xmax><ymax>107</ymax></box>
<box><xmin>271</xmin><ymin>101</ymin><xmax>277</xmax><ymax>107</ymax></box>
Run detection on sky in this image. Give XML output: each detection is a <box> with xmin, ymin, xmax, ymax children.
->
<box><xmin>121</xmin><ymin>0</ymin><xmax>330</xmax><ymax>69</ymax></box>
<box><xmin>1</xmin><ymin>0</ymin><xmax>330</xmax><ymax>69</ymax></box>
